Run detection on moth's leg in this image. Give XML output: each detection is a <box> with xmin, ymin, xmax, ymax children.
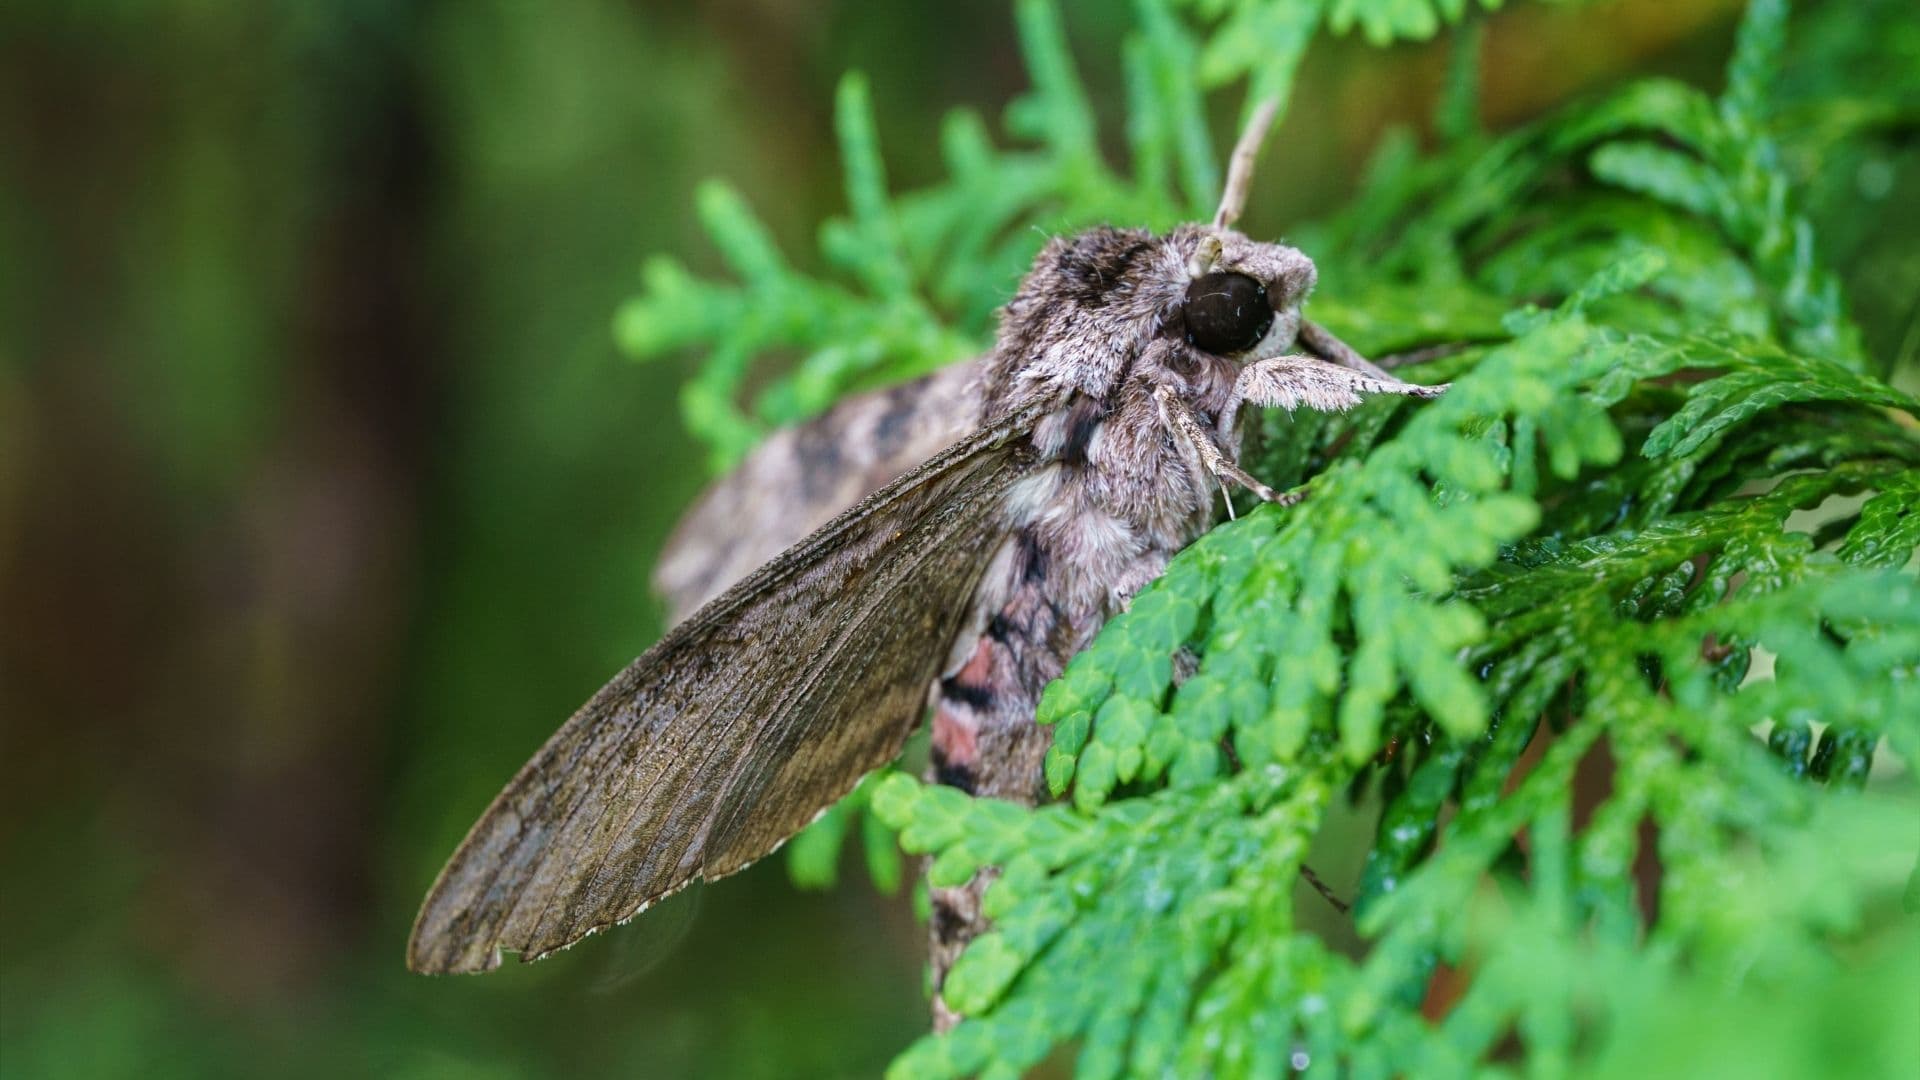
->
<box><xmin>1153</xmin><ymin>385</ymin><xmax>1303</xmax><ymax>509</ymax></box>
<box><xmin>1222</xmin><ymin>353</ymin><xmax>1448</xmax><ymax>433</ymax></box>
<box><xmin>1299</xmin><ymin>319</ymin><xmax>1396</xmax><ymax>381</ymax></box>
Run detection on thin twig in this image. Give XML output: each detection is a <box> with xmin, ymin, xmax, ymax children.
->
<box><xmin>1375</xmin><ymin>340</ymin><xmax>1484</xmax><ymax>370</ymax></box>
<box><xmin>1298</xmin><ymin>862</ymin><xmax>1351</xmax><ymax>914</ymax></box>
<box><xmin>1214</xmin><ymin>98</ymin><xmax>1281</xmax><ymax>229</ymax></box>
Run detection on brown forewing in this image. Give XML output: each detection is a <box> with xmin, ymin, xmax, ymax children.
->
<box><xmin>407</xmin><ymin>401</ymin><xmax>1045</xmax><ymax>974</ymax></box>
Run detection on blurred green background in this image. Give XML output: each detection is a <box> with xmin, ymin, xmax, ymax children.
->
<box><xmin>11</xmin><ymin>0</ymin><xmax>1912</xmax><ymax>1075</ymax></box>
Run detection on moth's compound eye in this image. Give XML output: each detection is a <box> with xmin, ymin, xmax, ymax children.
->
<box><xmin>1183</xmin><ymin>272</ymin><xmax>1273</xmax><ymax>355</ymax></box>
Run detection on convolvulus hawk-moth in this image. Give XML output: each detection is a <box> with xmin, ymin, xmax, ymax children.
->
<box><xmin>409</xmin><ymin>101</ymin><xmax>1447</xmax><ymax>1028</ymax></box>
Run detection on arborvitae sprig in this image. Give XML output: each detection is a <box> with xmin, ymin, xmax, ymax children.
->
<box><xmin>619</xmin><ymin>0</ymin><xmax>1920</xmax><ymax>1075</ymax></box>
<box><xmin>1174</xmin><ymin>0</ymin><xmax>1506</xmax><ymax>109</ymax></box>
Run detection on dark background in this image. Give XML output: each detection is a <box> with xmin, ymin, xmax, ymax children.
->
<box><xmin>2</xmin><ymin>1</ymin><xmax>1842</xmax><ymax>1075</ymax></box>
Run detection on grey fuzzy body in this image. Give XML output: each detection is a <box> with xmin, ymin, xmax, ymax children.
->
<box><xmin>931</xmin><ymin>225</ymin><xmax>1313</xmax><ymax>783</ymax></box>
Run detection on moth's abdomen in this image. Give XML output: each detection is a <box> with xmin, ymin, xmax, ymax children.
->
<box><xmin>925</xmin><ymin>522</ymin><xmax>1083</xmax><ymax>1028</ymax></box>
<box><xmin>928</xmin><ymin>528</ymin><xmax>1070</xmax><ymax>802</ymax></box>
<box><xmin>924</xmin><ymin>409</ymin><xmax>1208</xmax><ymax>1027</ymax></box>
<box><xmin>930</xmin><ymin>380</ymin><xmax>1222</xmax><ymax>795</ymax></box>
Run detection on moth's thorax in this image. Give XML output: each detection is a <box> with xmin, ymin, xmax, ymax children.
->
<box><xmin>981</xmin><ymin>223</ymin><xmax>1318</xmax><ymax>540</ymax></box>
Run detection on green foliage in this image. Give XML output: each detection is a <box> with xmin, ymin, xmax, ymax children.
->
<box><xmin>784</xmin><ymin>771</ymin><xmax>907</xmax><ymax>895</ymax></box>
<box><xmin>623</xmin><ymin>0</ymin><xmax>1920</xmax><ymax>1075</ymax></box>
<box><xmin>1178</xmin><ymin>0</ymin><xmax>1504</xmax><ymax>109</ymax></box>
<box><xmin>617</xmin><ymin>0</ymin><xmax>1231</xmax><ymax>470</ymax></box>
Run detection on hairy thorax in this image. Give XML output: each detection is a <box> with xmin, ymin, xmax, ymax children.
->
<box><xmin>931</xmin><ymin>229</ymin><xmax>1258</xmax><ymax>802</ymax></box>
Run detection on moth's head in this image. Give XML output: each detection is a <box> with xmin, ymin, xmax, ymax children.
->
<box><xmin>992</xmin><ymin>100</ymin><xmax>1324</xmax><ymax>394</ymax></box>
<box><xmin>998</xmin><ymin>224</ymin><xmax>1318</xmax><ymax>382</ymax></box>
<box><xmin>1166</xmin><ymin>224</ymin><xmax>1317</xmax><ymax>363</ymax></box>
<box><xmin>1159</xmin><ymin>95</ymin><xmax>1321</xmax><ymax>368</ymax></box>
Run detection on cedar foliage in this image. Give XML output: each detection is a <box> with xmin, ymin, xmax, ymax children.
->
<box><xmin>618</xmin><ymin>0</ymin><xmax>1920</xmax><ymax>1075</ymax></box>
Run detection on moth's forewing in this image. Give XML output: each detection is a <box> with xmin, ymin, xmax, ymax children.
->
<box><xmin>654</xmin><ymin>359</ymin><xmax>989</xmax><ymax>622</ymax></box>
<box><xmin>408</xmin><ymin>404</ymin><xmax>1045</xmax><ymax>975</ymax></box>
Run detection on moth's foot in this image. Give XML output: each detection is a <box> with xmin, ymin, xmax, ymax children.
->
<box><xmin>1210</xmin><ymin>457</ymin><xmax>1281</xmax><ymax>506</ymax></box>
<box><xmin>1220</xmin><ymin>468</ymin><xmax>1307</xmax><ymax>516</ymax></box>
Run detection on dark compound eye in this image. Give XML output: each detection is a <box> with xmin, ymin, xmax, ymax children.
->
<box><xmin>1183</xmin><ymin>271</ymin><xmax>1273</xmax><ymax>355</ymax></box>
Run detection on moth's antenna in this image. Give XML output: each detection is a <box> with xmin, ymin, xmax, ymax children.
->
<box><xmin>1213</xmin><ymin>98</ymin><xmax>1280</xmax><ymax>229</ymax></box>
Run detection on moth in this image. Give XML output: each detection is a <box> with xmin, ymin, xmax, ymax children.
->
<box><xmin>408</xmin><ymin>102</ymin><xmax>1447</xmax><ymax>1026</ymax></box>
